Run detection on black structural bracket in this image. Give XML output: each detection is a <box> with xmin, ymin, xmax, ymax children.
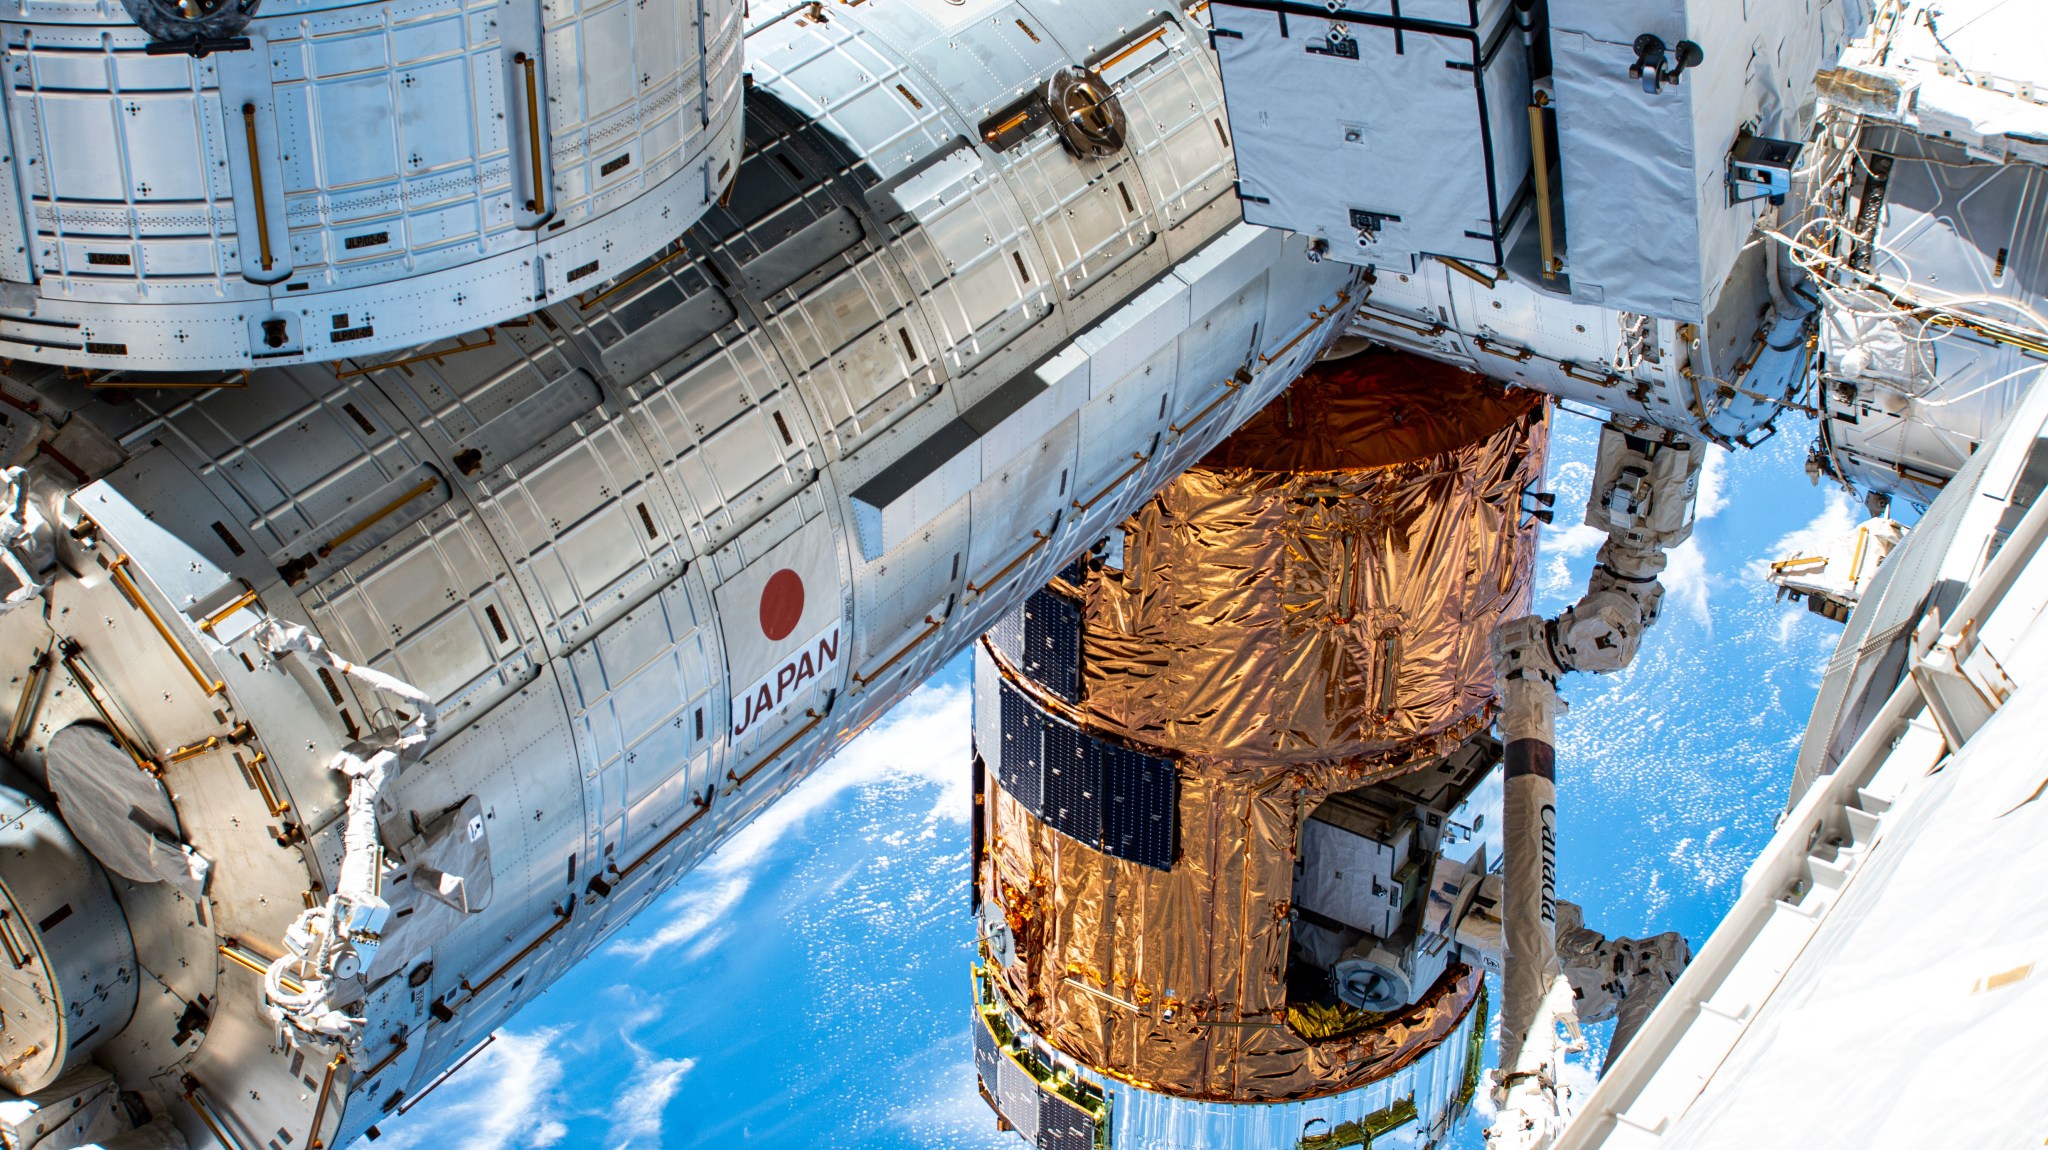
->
<box><xmin>1629</xmin><ymin>34</ymin><xmax>1704</xmax><ymax>94</ymax></box>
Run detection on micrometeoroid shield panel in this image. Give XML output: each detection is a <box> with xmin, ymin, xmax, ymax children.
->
<box><xmin>1214</xmin><ymin>0</ymin><xmax>1530</xmax><ymax>271</ymax></box>
<box><xmin>0</xmin><ymin>0</ymin><xmax>745</xmax><ymax>370</ymax></box>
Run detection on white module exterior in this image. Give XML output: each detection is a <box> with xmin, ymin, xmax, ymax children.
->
<box><xmin>0</xmin><ymin>0</ymin><xmax>744</xmax><ymax>370</ymax></box>
<box><xmin>1547</xmin><ymin>0</ymin><xmax>1866</xmax><ymax>321</ymax></box>
<box><xmin>0</xmin><ymin>0</ymin><xmax>1358</xmax><ymax>1145</ymax></box>
<box><xmin>1803</xmin><ymin>3</ymin><xmax>2048</xmax><ymax>505</ymax></box>
<box><xmin>1554</xmin><ymin>351</ymin><xmax>2048</xmax><ymax>1150</ymax></box>
<box><xmin>1214</xmin><ymin>0</ymin><xmax>1532</xmax><ymax>271</ymax></box>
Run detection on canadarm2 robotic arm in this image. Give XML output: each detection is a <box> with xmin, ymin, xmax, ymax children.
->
<box><xmin>1490</xmin><ymin>420</ymin><xmax>1703</xmax><ymax>1150</ymax></box>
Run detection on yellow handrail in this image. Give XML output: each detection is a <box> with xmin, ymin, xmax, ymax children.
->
<box><xmin>109</xmin><ymin>557</ymin><xmax>223</xmax><ymax>696</ymax></box>
<box><xmin>240</xmin><ymin>105</ymin><xmax>274</xmax><ymax>273</ymax></box>
<box><xmin>515</xmin><ymin>53</ymin><xmax>547</xmax><ymax>216</ymax></box>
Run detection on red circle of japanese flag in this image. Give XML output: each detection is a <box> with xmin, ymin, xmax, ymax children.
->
<box><xmin>759</xmin><ymin>569</ymin><xmax>805</xmax><ymax>641</ymax></box>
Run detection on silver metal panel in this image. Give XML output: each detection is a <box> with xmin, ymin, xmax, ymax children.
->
<box><xmin>364</xmin><ymin>323</ymin><xmax>694</xmax><ymax>656</ymax></box>
<box><xmin>540</xmin><ymin>0</ymin><xmax>704</xmax><ymax>226</ymax></box>
<box><xmin>274</xmin><ymin>461</ymin><xmax>452</xmax><ymax>588</ymax></box>
<box><xmin>888</xmin><ymin>0</ymin><xmax>1068</xmax><ymax>126</ymax></box>
<box><xmin>1093</xmin><ymin>14</ymin><xmax>1235</xmax><ymax>254</ymax></box>
<box><xmin>899</xmin><ymin>170</ymin><xmax>1056</xmax><ymax>377</ymax></box>
<box><xmin>267</xmin><ymin>0</ymin><xmax>518</xmax><ymax>286</ymax></box>
<box><xmin>769</xmin><ymin>252</ymin><xmax>942</xmax><ymax>450</ymax></box>
<box><xmin>109</xmin><ymin>366</ymin><xmax>442</xmax><ymax>557</ymax></box>
<box><xmin>563</xmin><ymin>573</ymin><xmax>717</xmax><ymax>858</ymax></box>
<box><xmin>4</xmin><ymin>29</ymin><xmax>246</xmax><ymax>305</ymax></box>
<box><xmin>0</xmin><ymin>81</ymin><xmax>45</xmax><ymax>285</ymax></box>
<box><xmin>1075</xmin><ymin>340</ymin><xmax>1173</xmax><ymax>497</ymax></box>
<box><xmin>1002</xmin><ymin>131</ymin><xmax>1159</xmax><ymax>303</ymax></box>
<box><xmin>852</xmin><ymin>476</ymin><xmax>967</xmax><ymax>666</ymax></box>
<box><xmin>742</xmin><ymin>204</ymin><xmax>864</xmax><ymax>298</ymax></box>
<box><xmin>485</xmin><ymin>417</ymin><xmax>691</xmax><ymax>653</ymax></box>
<box><xmin>617</xmin><ymin>319</ymin><xmax>822</xmax><ymax>556</ymax></box>
<box><xmin>599</xmin><ymin>283</ymin><xmax>738</xmax><ymax>383</ymax></box>
<box><xmin>965</xmin><ymin>409</ymin><xmax>1075</xmax><ymax>581</ymax></box>
<box><xmin>711</xmin><ymin>104</ymin><xmax>949</xmax><ymax>458</ymax></box>
<box><xmin>300</xmin><ymin>500</ymin><xmax>543</xmax><ymax>728</ymax></box>
<box><xmin>747</xmin><ymin>13</ymin><xmax>1060</xmax><ymax>385</ymax></box>
<box><xmin>851</xmin><ymin>415</ymin><xmax>977</xmax><ymax>563</ymax></box>
<box><xmin>453</xmin><ymin>364</ymin><xmax>605</xmax><ymax>473</ymax></box>
<box><xmin>0</xmin><ymin>0</ymin><xmax>743</xmax><ymax>369</ymax></box>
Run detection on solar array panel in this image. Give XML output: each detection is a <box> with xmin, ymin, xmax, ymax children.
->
<box><xmin>987</xmin><ymin>602</ymin><xmax>1028</xmax><ymax>670</ymax></box>
<box><xmin>973</xmin><ymin>1011</ymin><xmax>1108</xmax><ymax>1150</ymax></box>
<box><xmin>1039</xmin><ymin>1090</ymin><xmax>1099</xmax><ymax>1150</ymax></box>
<box><xmin>1021</xmin><ymin>590</ymin><xmax>1084</xmax><ymax>703</ymax></box>
<box><xmin>999</xmin><ymin>684</ymin><xmax>1044</xmax><ymax>813</ymax></box>
<box><xmin>994</xmin><ymin>678</ymin><xmax>1177</xmax><ymax>871</ymax></box>
<box><xmin>1100</xmin><ymin>745</ymin><xmax>1177</xmax><ymax>872</ymax></box>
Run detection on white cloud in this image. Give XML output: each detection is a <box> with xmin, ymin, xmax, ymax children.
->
<box><xmin>1695</xmin><ymin>446</ymin><xmax>1731</xmax><ymax>521</ymax></box>
<box><xmin>606</xmin><ymin>1051</ymin><xmax>694</xmax><ymax>1149</ymax></box>
<box><xmin>609</xmin><ymin>681</ymin><xmax>971</xmax><ymax>962</ymax></box>
<box><xmin>1748</xmin><ymin>488</ymin><xmax>1860</xmax><ymax>581</ymax></box>
<box><xmin>609</xmin><ymin>874</ymin><xmax>749</xmax><ymax>961</ymax></box>
<box><xmin>366</xmin><ymin>1029</ymin><xmax>570</xmax><ymax>1150</ymax></box>
<box><xmin>1539</xmin><ymin>522</ymin><xmax>1608</xmax><ymax>597</ymax></box>
<box><xmin>1661</xmin><ymin>537</ymin><xmax>1711</xmax><ymax>624</ymax></box>
<box><xmin>1774</xmin><ymin>605</ymin><xmax>1809</xmax><ymax>646</ymax></box>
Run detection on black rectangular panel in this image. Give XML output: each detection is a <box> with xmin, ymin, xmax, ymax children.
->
<box><xmin>987</xmin><ymin>603</ymin><xmax>1027</xmax><ymax>668</ymax></box>
<box><xmin>973</xmin><ymin>1012</ymin><xmax>1000</xmax><ymax>1084</ymax></box>
<box><xmin>1040</xmin><ymin>714</ymin><xmax>1099</xmax><ymax>848</ymax></box>
<box><xmin>1038</xmin><ymin>1090</ymin><xmax>1099</xmax><ymax>1150</ymax></box>
<box><xmin>996</xmin><ymin>1050</ymin><xmax>1042</xmax><ymax>1143</ymax></box>
<box><xmin>1021</xmin><ymin>588</ymin><xmax>1083</xmax><ymax>703</ymax></box>
<box><xmin>998</xmin><ymin>682</ymin><xmax>1043</xmax><ymax>813</ymax></box>
<box><xmin>1101</xmin><ymin>743</ymin><xmax>1178</xmax><ymax>871</ymax></box>
<box><xmin>995</xmin><ymin>677</ymin><xmax>1177</xmax><ymax>872</ymax></box>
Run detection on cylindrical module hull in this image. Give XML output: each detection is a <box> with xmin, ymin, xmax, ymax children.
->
<box><xmin>0</xmin><ymin>0</ymin><xmax>746</xmax><ymax>369</ymax></box>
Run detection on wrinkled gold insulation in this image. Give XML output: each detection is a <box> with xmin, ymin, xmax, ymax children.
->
<box><xmin>981</xmin><ymin>353</ymin><xmax>1548</xmax><ymax>1102</ymax></box>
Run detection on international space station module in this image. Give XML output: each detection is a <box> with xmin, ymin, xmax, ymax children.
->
<box><xmin>0</xmin><ymin>0</ymin><xmax>2039</xmax><ymax>1144</ymax></box>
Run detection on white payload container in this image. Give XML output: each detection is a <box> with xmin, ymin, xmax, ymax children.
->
<box><xmin>1213</xmin><ymin>0</ymin><xmax>1533</xmax><ymax>273</ymax></box>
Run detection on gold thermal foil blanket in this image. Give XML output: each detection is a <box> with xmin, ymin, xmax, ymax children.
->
<box><xmin>1081</xmin><ymin>354</ymin><xmax>1549</xmax><ymax>769</ymax></box>
<box><xmin>981</xmin><ymin>357</ymin><xmax>1546</xmax><ymax>1101</ymax></box>
<box><xmin>987</xmin><ymin>777</ymin><xmax>1482</xmax><ymax>1102</ymax></box>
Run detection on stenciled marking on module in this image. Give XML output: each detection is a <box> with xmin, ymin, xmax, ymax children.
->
<box><xmin>732</xmin><ymin>567</ymin><xmax>841</xmax><ymax>739</ymax></box>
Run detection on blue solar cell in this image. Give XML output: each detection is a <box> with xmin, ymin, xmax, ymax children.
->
<box><xmin>1101</xmin><ymin>744</ymin><xmax>1177</xmax><ymax>871</ymax></box>
<box><xmin>998</xmin><ymin>681</ymin><xmax>1043</xmax><ymax>812</ymax></box>
<box><xmin>1022</xmin><ymin>588</ymin><xmax>1083</xmax><ymax>703</ymax></box>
